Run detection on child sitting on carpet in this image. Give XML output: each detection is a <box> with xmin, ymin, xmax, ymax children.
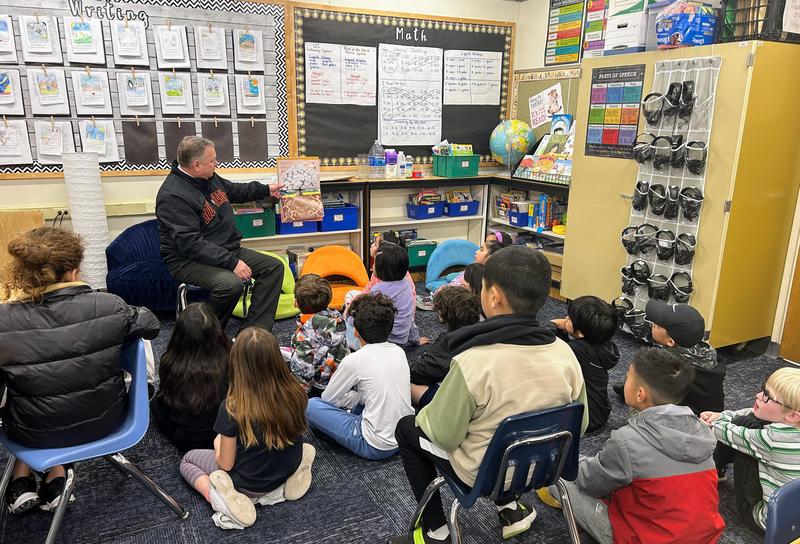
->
<box><xmin>179</xmin><ymin>328</ymin><xmax>315</xmax><ymax>530</ymax></box>
<box><xmin>306</xmin><ymin>293</ymin><xmax>414</xmax><ymax>460</ymax></box>
<box><xmin>701</xmin><ymin>367</ymin><xmax>800</xmax><ymax>533</ymax></box>
<box><xmin>285</xmin><ymin>274</ymin><xmax>348</xmax><ymax>396</ymax></box>
<box><xmin>152</xmin><ymin>303</ymin><xmax>230</xmax><ymax>453</ymax></box>
<box><xmin>409</xmin><ymin>286</ymin><xmax>481</xmax><ymax>407</ymax></box>
<box><xmin>462</xmin><ymin>263</ymin><xmax>484</xmax><ymax>298</ymax></box>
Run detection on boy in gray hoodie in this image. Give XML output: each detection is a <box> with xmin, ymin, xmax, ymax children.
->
<box><xmin>549</xmin><ymin>347</ymin><xmax>725</xmax><ymax>544</ymax></box>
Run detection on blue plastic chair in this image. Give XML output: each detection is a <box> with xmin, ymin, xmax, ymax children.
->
<box><xmin>765</xmin><ymin>477</ymin><xmax>800</xmax><ymax>544</ymax></box>
<box><xmin>409</xmin><ymin>403</ymin><xmax>584</xmax><ymax>544</ymax></box>
<box><xmin>0</xmin><ymin>340</ymin><xmax>187</xmax><ymax>544</ymax></box>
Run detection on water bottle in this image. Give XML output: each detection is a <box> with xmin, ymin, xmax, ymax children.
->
<box><xmin>368</xmin><ymin>140</ymin><xmax>385</xmax><ymax>178</ymax></box>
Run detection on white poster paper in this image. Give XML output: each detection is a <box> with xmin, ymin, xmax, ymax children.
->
<box><xmin>71</xmin><ymin>70</ymin><xmax>112</xmax><ymax>115</ymax></box>
<box><xmin>305</xmin><ymin>42</ymin><xmax>377</xmax><ymax>106</ymax></box>
<box><xmin>785</xmin><ymin>0</ymin><xmax>800</xmax><ymax>33</ymax></box>
<box><xmin>111</xmin><ymin>20</ymin><xmax>148</xmax><ymax>66</ymax></box>
<box><xmin>443</xmin><ymin>50</ymin><xmax>502</xmax><ymax>106</ymax></box>
<box><xmin>64</xmin><ymin>17</ymin><xmax>105</xmax><ymax>65</ymax></box>
<box><xmin>20</xmin><ymin>16</ymin><xmax>62</xmax><ymax>64</ymax></box>
<box><xmin>234</xmin><ymin>74</ymin><xmax>266</xmax><ymax>114</ymax></box>
<box><xmin>118</xmin><ymin>71</ymin><xmax>154</xmax><ymax>116</ymax></box>
<box><xmin>158</xmin><ymin>72</ymin><xmax>194</xmax><ymax>114</ymax></box>
<box><xmin>34</xmin><ymin>120</ymin><xmax>76</xmax><ymax>164</ymax></box>
<box><xmin>0</xmin><ymin>120</ymin><xmax>32</xmax><ymax>165</ymax></box>
<box><xmin>195</xmin><ymin>26</ymin><xmax>228</xmax><ymax>70</ymax></box>
<box><xmin>378</xmin><ymin>44</ymin><xmax>443</xmax><ymax>146</ymax></box>
<box><xmin>198</xmin><ymin>73</ymin><xmax>229</xmax><ymax>115</ymax></box>
<box><xmin>234</xmin><ymin>29</ymin><xmax>264</xmax><ymax>72</ymax></box>
<box><xmin>0</xmin><ymin>15</ymin><xmax>15</xmax><ymax>54</ymax></box>
<box><xmin>26</xmin><ymin>68</ymin><xmax>69</xmax><ymax>115</ymax></box>
<box><xmin>154</xmin><ymin>25</ymin><xmax>190</xmax><ymax>69</ymax></box>
<box><xmin>528</xmin><ymin>83</ymin><xmax>564</xmax><ymax>128</ymax></box>
<box><xmin>79</xmin><ymin>120</ymin><xmax>120</xmax><ymax>162</ymax></box>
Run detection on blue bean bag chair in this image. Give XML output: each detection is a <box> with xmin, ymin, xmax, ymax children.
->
<box><xmin>106</xmin><ymin>219</ymin><xmax>179</xmax><ymax>312</ymax></box>
<box><xmin>425</xmin><ymin>239</ymin><xmax>479</xmax><ymax>292</ymax></box>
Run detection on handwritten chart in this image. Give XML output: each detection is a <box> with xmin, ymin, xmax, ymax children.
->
<box><xmin>305</xmin><ymin>42</ymin><xmax>376</xmax><ymax>106</ymax></box>
<box><xmin>443</xmin><ymin>49</ymin><xmax>502</xmax><ymax>106</ymax></box>
<box><xmin>378</xmin><ymin>43</ymin><xmax>442</xmax><ymax>145</ymax></box>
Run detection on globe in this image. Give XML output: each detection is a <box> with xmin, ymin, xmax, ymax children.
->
<box><xmin>489</xmin><ymin>120</ymin><xmax>535</xmax><ymax>165</ymax></box>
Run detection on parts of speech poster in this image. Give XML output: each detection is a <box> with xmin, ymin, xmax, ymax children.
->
<box><xmin>585</xmin><ymin>64</ymin><xmax>645</xmax><ymax>158</ymax></box>
<box><xmin>545</xmin><ymin>0</ymin><xmax>586</xmax><ymax>66</ymax></box>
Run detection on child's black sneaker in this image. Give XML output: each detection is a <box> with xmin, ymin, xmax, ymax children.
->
<box><xmin>38</xmin><ymin>475</ymin><xmax>74</xmax><ymax>512</ymax></box>
<box><xmin>716</xmin><ymin>467</ymin><xmax>727</xmax><ymax>483</ymax></box>
<box><xmin>497</xmin><ymin>500</ymin><xmax>537</xmax><ymax>539</ymax></box>
<box><xmin>5</xmin><ymin>475</ymin><xmax>39</xmax><ymax>514</ymax></box>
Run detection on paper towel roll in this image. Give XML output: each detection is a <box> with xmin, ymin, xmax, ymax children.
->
<box><xmin>62</xmin><ymin>152</ymin><xmax>110</xmax><ymax>290</ymax></box>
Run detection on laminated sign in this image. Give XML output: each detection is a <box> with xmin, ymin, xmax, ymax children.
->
<box><xmin>277</xmin><ymin>157</ymin><xmax>324</xmax><ymax>223</ymax></box>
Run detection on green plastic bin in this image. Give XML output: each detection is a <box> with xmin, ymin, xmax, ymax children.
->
<box><xmin>408</xmin><ymin>240</ymin><xmax>438</xmax><ymax>268</ymax></box>
<box><xmin>234</xmin><ymin>208</ymin><xmax>276</xmax><ymax>238</ymax></box>
<box><xmin>432</xmin><ymin>154</ymin><xmax>480</xmax><ymax>177</ymax></box>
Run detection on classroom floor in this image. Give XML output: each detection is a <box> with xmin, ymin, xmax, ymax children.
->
<box><xmin>0</xmin><ymin>291</ymin><xmax>790</xmax><ymax>544</ymax></box>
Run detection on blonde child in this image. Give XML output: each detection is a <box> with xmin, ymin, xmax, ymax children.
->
<box><xmin>701</xmin><ymin>367</ymin><xmax>800</xmax><ymax>532</ymax></box>
<box><xmin>179</xmin><ymin>328</ymin><xmax>315</xmax><ymax>530</ymax></box>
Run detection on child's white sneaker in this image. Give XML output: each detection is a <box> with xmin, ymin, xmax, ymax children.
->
<box><xmin>250</xmin><ymin>485</ymin><xmax>285</xmax><ymax>506</ymax></box>
<box><xmin>284</xmin><ymin>443</ymin><xmax>316</xmax><ymax>500</ymax></box>
<box><xmin>209</xmin><ymin>470</ymin><xmax>256</xmax><ymax>529</ymax></box>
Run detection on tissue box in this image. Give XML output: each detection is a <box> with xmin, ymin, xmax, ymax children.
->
<box><xmin>656</xmin><ymin>9</ymin><xmax>717</xmax><ymax>48</ymax></box>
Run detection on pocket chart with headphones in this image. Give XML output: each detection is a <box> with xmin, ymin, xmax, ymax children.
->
<box><xmin>615</xmin><ymin>56</ymin><xmax>721</xmax><ymax>340</ymax></box>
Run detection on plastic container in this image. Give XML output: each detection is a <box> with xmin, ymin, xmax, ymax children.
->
<box><xmin>368</xmin><ymin>140</ymin><xmax>385</xmax><ymax>178</ymax></box>
<box><xmin>444</xmin><ymin>200</ymin><xmax>480</xmax><ymax>217</ymax></box>
<box><xmin>276</xmin><ymin>216</ymin><xmax>319</xmax><ymax>235</ymax></box>
<box><xmin>508</xmin><ymin>210</ymin><xmax>529</xmax><ymax>227</ymax></box>
<box><xmin>432</xmin><ymin>154</ymin><xmax>480</xmax><ymax>177</ymax></box>
<box><xmin>234</xmin><ymin>208</ymin><xmax>276</xmax><ymax>238</ymax></box>
<box><xmin>406</xmin><ymin>201</ymin><xmax>445</xmax><ymax>220</ymax></box>
<box><xmin>397</xmin><ymin>151</ymin><xmax>406</xmax><ymax>178</ymax></box>
<box><xmin>407</xmin><ymin>240</ymin><xmax>438</xmax><ymax>268</ymax></box>
<box><xmin>319</xmin><ymin>204</ymin><xmax>359</xmax><ymax>232</ymax></box>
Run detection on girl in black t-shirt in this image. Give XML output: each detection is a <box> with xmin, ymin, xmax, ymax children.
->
<box><xmin>179</xmin><ymin>327</ymin><xmax>316</xmax><ymax>530</ymax></box>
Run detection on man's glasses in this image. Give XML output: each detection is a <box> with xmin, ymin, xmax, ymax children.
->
<box><xmin>760</xmin><ymin>382</ymin><xmax>786</xmax><ymax>408</ymax></box>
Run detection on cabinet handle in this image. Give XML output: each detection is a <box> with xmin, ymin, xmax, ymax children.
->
<box><xmin>619</xmin><ymin>193</ymin><xmax>633</xmax><ymax>200</ymax></box>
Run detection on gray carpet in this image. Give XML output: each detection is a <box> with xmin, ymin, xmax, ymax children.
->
<box><xmin>0</xmin><ymin>290</ymin><xmax>789</xmax><ymax>544</ymax></box>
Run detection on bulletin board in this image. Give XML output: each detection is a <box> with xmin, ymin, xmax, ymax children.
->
<box><xmin>510</xmin><ymin>67</ymin><xmax>581</xmax><ymax>144</ymax></box>
<box><xmin>289</xmin><ymin>4</ymin><xmax>514</xmax><ymax>166</ymax></box>
<box><xmin>0</xmin><ymin>0</ymin><xmax>289</xmax><ymax>179</ymax></box>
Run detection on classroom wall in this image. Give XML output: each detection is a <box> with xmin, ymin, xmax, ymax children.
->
<box><xmin>0</xmin><ymin>0</ymin><xmax>549</xmax><ymax>238</ymax></box>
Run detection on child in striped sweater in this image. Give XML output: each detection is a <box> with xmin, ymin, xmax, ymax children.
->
<box><xmin>701</xmin><ymin>367</ymin><xmax>800</xmax><ymax>532</ymax></box>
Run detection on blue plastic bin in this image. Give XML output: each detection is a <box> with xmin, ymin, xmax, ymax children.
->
<box><xmin>320</xmin><ymin>204</ymin><xmax>359</xmax><ymax>232</ymax></box>
<box><xmin>406</xmin><ymin>202</ymin><xmax>445</xmax><ymax>220</ymax></box>
<box><xmin>508</xmin><ymin>210</ymin><xmax>529</xmax><ymax>227</ymax></box>
<box><xmin>444</xmin><ymin>200</ymin><xmax>480</xmax><ymax>217</ymax></box>
<box><xmin>276</xmin><ymin>216</ymin><xmax>319</xmax><ymax>235</ymax></box>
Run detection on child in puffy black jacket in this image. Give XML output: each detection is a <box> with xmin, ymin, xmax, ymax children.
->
<box><xmin>552</xmin><ymin>296</ymin><xmax>620</xmax><ymax>432</ymax></box>
<box><xmin>409</xmin><ymin>286</ymin><xmax>481</xmax><ymax>408</ymax></box>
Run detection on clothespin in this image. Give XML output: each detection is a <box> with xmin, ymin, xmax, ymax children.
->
<box><xmin>210</xmin><ymin>69</ymin><xmax>214</xmax><ymax>78</ymax></box>
<box><xmin>172</xmin><ymin>67</ymin><xmax>176</xmax><ymax>77</ymax></box>
<box><xmin>91</xmin><ymin>115</ymin><xmax>96</xmax><ymax>127</ymax></box>
<box><xmin>124</xmin><ymin>15</ymin><xmax>129</xmax><ymax>29</ymax></box>
<box><xmin>85</xmin><ymin>65</ymin><xmax>91</xmax><ymax>76</ymax></box>
<box><xmin>135</xmin><ymin>115</ymin><xmax>140</xmax><ymax>127</ymax></box>
<box><xmin>245</xmin><ymin>25</ymin><xmax>251</xmax><ymax>34</ymax></box>
<box><xmin>250</xmin><ymin>116</ymin><xmax>255</xmax><ymax>127</ymax></box>
<box><xmin>34</xmin><ymin>12</ymin><xmax>40</xmax><ymax>24</ymax></box>
<box><xmin>167</xmin><ymin>19</ymin><xmax>172</xmax><ymax>31</ymax></box>
<box><xmin>248</xmin><ymin>70</ymin><xmax>251</xmax><ymax>78</ymax></box>
<box><xmin>208</xmin><ymin>22</ymin><xmax>212</xmax><ymax>33</ymax></box>
<box><xmin>214</xmin><ymin>117</ymin><xmax>218</xmax><ymax>128</ymax></box>
<box><xmin>130</xmin><ymin>67</ymin><xmax>136</xmax><ymax>80</ymax></box>
<box><xmin>177</xmin><ymin>117</ymin><xmax>182</xmax><ymax>128</ymax></box>
<box><xmin>41</xmin><ymin>64</ymin><xmax>47</xmax><ymax>76</ymax></box>
<box><xmin>50</xmin><ymin>115</ymin><xmax>54</xmax><ymax>128</ymax></box>
<box><xmin>2</xmin><ymin>115</ymin><xmax>7</xmax><ymax>129</ymax></box>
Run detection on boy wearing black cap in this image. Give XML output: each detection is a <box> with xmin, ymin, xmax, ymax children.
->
<box><xmin>613</xmin><ymin>300</ymin><xmax>725</xmax><ymax>415</ymax></box>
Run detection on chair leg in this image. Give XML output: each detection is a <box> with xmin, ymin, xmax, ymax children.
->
<box><xmin>176</xmin><ymin>283</ymin><xmax>188</xmax><ymax>320</ymax></box>
<box><xmin>407</xmin><ymin>476</ymin><xmax>447</xmax><ymax>533</ymax></box>
<box><xmin>105</xmin><ymin>453</ymin><xmax>188</xmax><ymax>519</ymax></box>
<box><xmin>447</xmin><ymin>499</ymin><xmax>462</xmax><ymax>544</ymax></box>
<box><xmin>45</xmin><ymin>467</ymin><xmax>75</xmax><ymax>544</ymax></box>
<box><xmin>242</xmin><ymin>281</ymin><xmax>250</xmax><ymax>318</ymax></box>
<box><xmin>0</xmin><ymin>453</ymin><xmax>16</xmax><ymax>508</ymax></box>
<box><xmin>556</xmin><ymin>479</ymin><xmax>582</xmax><ymax>544</ymax></box>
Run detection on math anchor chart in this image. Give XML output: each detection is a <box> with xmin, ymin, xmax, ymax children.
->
<box><xmin>378</xmin><ymin>43</ymin><xmax>443</xmax><ymax>146</ymax></box>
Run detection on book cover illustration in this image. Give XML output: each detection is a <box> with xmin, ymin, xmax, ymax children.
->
<box><xmin>277</xmin><ymin>158</ymin><xmax>324</xmax><ymax>223</ymax></box>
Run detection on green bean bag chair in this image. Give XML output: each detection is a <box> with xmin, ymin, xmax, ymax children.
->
<box><xmin>233</xmin><ymin>250</ymin><xmax>299</xmax><ymax>321</ymax></box>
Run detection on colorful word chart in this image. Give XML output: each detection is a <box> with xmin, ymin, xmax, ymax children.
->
<box><xmin>585</xmin><ymin>64</ymin><xmax>645</xmax><ymax>158</ymax></box>
<box><xmin>545</xmin><ymin>0</ymin><xmax>586</xmax><ymax>66</ymax></box>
